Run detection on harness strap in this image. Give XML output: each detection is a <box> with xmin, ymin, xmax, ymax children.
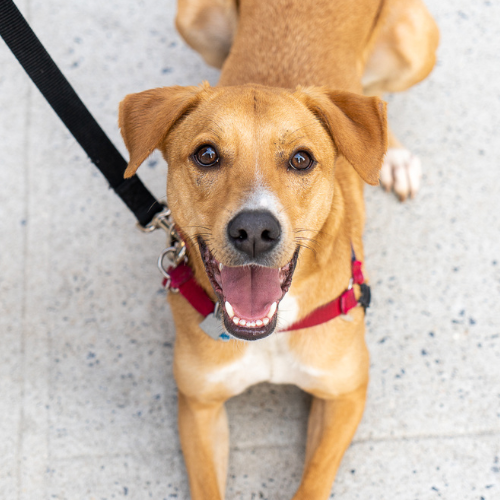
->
<box><xmin>0</xmin><ymin>0</ymin><xmax>162</xmax><ymax>227</ymax></box>
<box><xmin>165</xmin><ymin>263</ymin><xmax>215</xmax><ymax>317</ymax></box>
<box><xmin>281</xmin><ymin>259</ymin><xmax>365</xmax><ymax>332</ymax></box>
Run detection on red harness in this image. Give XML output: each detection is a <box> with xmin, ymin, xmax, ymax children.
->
<box><xmin>163</xmin><ymin>254</ymin><xmax>370</xmax><ymax>334</ymax></box>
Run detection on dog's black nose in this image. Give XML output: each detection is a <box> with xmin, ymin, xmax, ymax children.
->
<box><xmin>227</xmin><ymin>210</ymin><xmax>281</xmax><ymax>258</ymax></box>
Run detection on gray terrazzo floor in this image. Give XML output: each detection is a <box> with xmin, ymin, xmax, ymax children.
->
<box><xmin>1</xmin><ymin>0</ymin><xmax>499</xmax><ymax>499</ymax></box>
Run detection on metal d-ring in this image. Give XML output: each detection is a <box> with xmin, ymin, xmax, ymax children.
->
<box><xmin>137</xmin><ymin>202</ymin><xmax>188</xmax><ymax>285</ymax></box>
<box><xmin>158</xmin><ymin>246</ymin><xmax>176</xmax><ymax>280</ymax></box>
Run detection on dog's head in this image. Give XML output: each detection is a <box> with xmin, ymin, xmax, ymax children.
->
<box><xmin>119</xmin><ymin>83</ymin><xmax>386</xmax><ymax>341</ymax></box>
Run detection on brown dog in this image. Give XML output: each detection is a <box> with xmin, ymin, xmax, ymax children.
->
<box><xmin>118</xmin><ymin>0</ymin><xmax>439</xmax><ymax>498</ymax></box>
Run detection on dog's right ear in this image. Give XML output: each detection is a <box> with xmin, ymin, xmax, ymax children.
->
<box><xmin>119</xmin><ymin>85</ymin><xmax>205</xmax><ymax>178</ymax></box>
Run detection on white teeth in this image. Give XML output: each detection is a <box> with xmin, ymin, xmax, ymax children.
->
<box><xmin>229</xmin><ymin>304</ymin><xmax>277</xmax><ymax>329</ymax></box>
<box><xmin>231</xmin><ymin>317</ymin><xmax>271</xmax><ymax>327</ymax></box>
<box><xmin>219</xmin><ymin>263</ymin><xmax>224</xmax><ymax>271</ymax></box>
<box><xmin>268</xmin><ymin>302</ymin><xmax>277</xmax><ymax>318</ymax></box>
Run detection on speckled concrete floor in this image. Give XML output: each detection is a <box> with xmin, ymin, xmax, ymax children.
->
<box><xmin>1</xmin><ymin>1</ymin><xmax>499</xmax><ymax>499</ymax></box>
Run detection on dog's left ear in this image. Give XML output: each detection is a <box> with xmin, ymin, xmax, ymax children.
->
<box><xmin>119</xmin><ymin>84</ymin><xmax>206</xmax><ymax>178</ymax></box>
<box><xmin>296</xmin><ymin>87</ymin><xmax>387</xmax><ymax>185</ymax></box>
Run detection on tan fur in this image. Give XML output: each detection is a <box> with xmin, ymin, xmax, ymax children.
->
<box><xmin>176</xmin><ymin>0</ymin><xmax>238</xmax><ymax>68</ymax></box>
<box><xmin>362</xmin><ymin>0</ymin><xmax>439</xmax><ymax>95</ymax></box>
<box><xmin>118</xmin><ymin>0</ymin><xmax>438</xmax><ymax>498</ymax></box>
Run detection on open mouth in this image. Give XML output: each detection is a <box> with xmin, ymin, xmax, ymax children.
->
<box><xmin>198</xmin><ymin>238</ymin><xmax>299</xmax><ymax>341</ymax></box>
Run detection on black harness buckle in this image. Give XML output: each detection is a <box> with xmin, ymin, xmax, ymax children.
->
<box><xmin>358</xmin><ymin>283</ymin><xmax>371</xmax><ymax>312</ymax></box>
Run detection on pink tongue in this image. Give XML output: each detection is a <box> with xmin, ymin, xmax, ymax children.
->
<box><xmin>220</xmin><ymin>265</ymin><xmax>282</xmax><ymax>320</ymax></box>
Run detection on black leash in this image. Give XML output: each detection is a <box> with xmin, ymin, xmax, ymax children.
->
<box><xmin>0</xmin><ymin>0</ymin><xmax>163</xmax><ymax>227</ymax></box>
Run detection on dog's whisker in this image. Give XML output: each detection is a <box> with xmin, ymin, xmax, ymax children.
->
<box><xmin>207</xmin><ymin>118</ymin><xmax>224</xmax><ymax>133</ymax></box>
<box><xmin>294</xmin><ymin>227</ymin><xmax>332</xmax><ymax>239</ymax></box>
<box><xmin>277</xmin><ymin>203</ymin><xmax>296</xmax><ymax>215</ymax></box>
<box><xmin>282</xmin><ymin>119</ymin><xmax>322</xmax><ymax>140</ymax></box>
<box><xmin>295</xmin><ymin>235</ymin><xmax>319</xmax><ymax>243</ymax></box>
<box><xmin>297</xmin><ymin>243</ymin><xmax>317</xmax><ymax>256</ymax></box>
<box><xmin>295</xmin><ymin>239</ymin><xmax>320</xmax><ymax>250</ymax></box>
<box><xmin>185</xmin><ymin>225</ymin><xmax>213</xmax><ymax>230</ymax></box>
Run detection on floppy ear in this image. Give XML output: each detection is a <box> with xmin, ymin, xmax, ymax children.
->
<box><xmin>119</xmin><ymin>85</ymin><xmax>204</xmax><ymax>178</ymax></box>
<box><xmin>296</xmin><ymin>87</ymin><xmax>387</xmax><ymax>185</ymax></box>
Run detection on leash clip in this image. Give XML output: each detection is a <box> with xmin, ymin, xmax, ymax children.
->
<box><xmin>137</xmin><ymin>202</ymin><xmax>188</xmax><ymax>286</ymax></box>
<box><xmin>158</xmin><ymin>240</ymin><xmax>188</xmax><ymax>290</ymax></box>
<box><xmin>136</xmin><ymin>203</ymin><xmax>173</xmax><ymax>235</ymax></box>
<box><xmin>158</xmin><ymin>245</ymin><xmax>187</xmax><ymax>291</ymax></box>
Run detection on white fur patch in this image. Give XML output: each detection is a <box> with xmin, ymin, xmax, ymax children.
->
<box><xmin>277</xmin><ymin>293</ymin><xmax>299</xmax><ymax>330</ymax></box>
<box><xmin>206</xmin><ymin>330</ymin><xmax>326</xmax><ymax>395</ymax></box>
<box><xmin>241</xmin><ymin>188</ymin><xmax>281</xmax><ymax>213</ymax></box>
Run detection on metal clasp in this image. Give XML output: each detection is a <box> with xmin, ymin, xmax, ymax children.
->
<box><xmin>137</xmin><ymin>202</ymin><xmax>187</xmax><ymax>288</ymax></box>
<box><xmin>347</xmin><ymin>277</ymin><xmax>354</xmax><ymax>290</ymax></box>
<box><xmin>136</xmin><ymin>204</ymin><xmax>172</xmax><ymax>234</ymax></box>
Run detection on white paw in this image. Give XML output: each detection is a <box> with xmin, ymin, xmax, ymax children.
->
<box><xmin>380</xmin><ymin>148</ymin><xmax>422</xmax><ymax>201</ymax></box>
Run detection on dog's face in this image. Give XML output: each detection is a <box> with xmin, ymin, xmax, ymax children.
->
<box><xmin>119</xmin><ymin>84</ymin><xmax>386</xmax><ymax>340</ymax></box>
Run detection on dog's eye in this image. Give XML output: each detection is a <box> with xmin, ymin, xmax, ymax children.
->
<box><xmin>289</xmin><ymin>151</ymin><xmax>313</xmax><ymax>171</ymax></box>
<box><xmin>194</xmin><ymin>145</ymin><xmax>219</xmax><ymax>167</ymax></box>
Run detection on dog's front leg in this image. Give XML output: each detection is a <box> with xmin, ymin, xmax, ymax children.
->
<box><xmin>293</xmin><ymin>383</ymin><xmax>368</xmax><ymax>500</ymax></box>
<box><xmin>178</xmin><ymin>391</ymin><xmax>229</xmax><ymax>500</ymax></box>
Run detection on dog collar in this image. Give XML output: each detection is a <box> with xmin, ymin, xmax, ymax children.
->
<box><xmin>162</xmin><ymin>249</ymin><xmax>371</xmax><ymax>341</ymax></box>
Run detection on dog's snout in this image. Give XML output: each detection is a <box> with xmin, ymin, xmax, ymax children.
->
<box><xmin>228</xmin><ymin>210</ymin><xmax>281</xmax><ymax>258</ymax></box>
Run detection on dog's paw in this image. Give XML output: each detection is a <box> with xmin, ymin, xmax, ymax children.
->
<box><xmin>379</xmin><ymin>148</ymin><xmax>422</xmax><ymax>201</ymax></box>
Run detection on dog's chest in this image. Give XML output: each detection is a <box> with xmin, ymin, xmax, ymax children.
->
<box><xmin>208</xmin><ymin>333</ymin><xmax>323</xmax><ymax>395</ymax></box>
